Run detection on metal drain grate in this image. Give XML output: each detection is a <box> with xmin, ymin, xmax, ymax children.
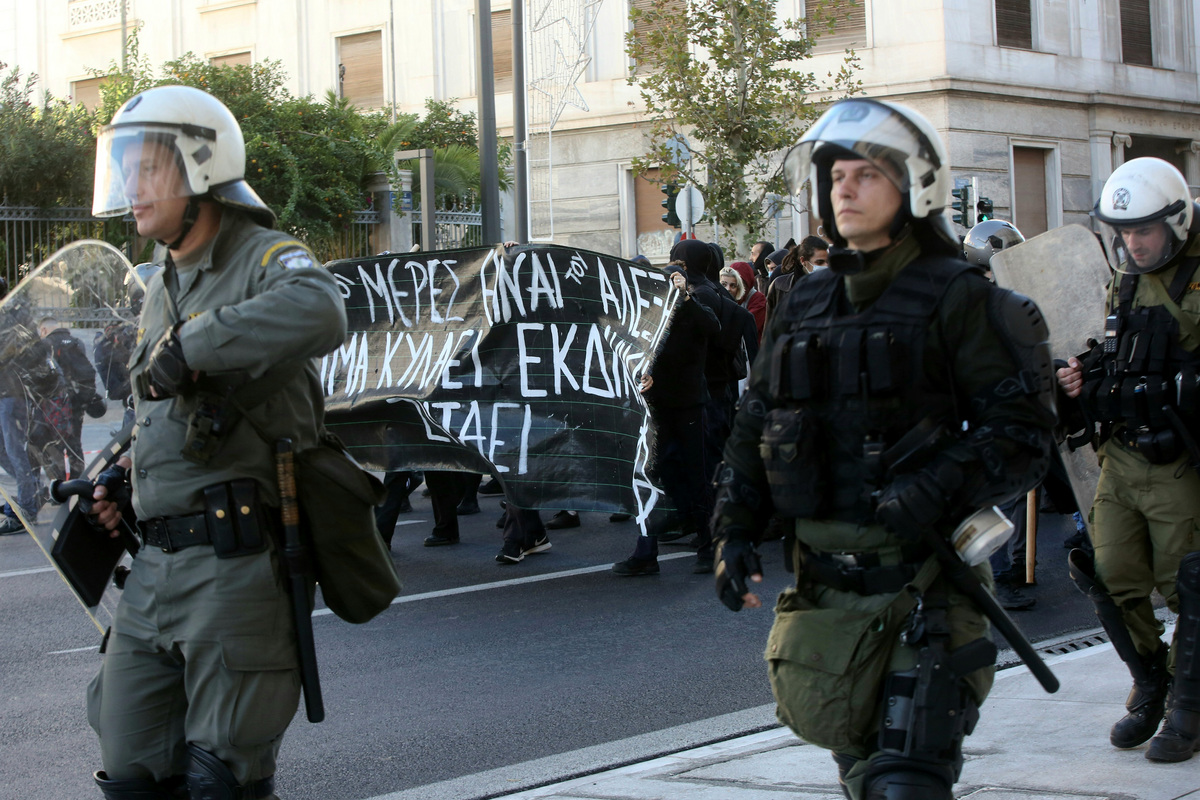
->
<box><xmin>1039</xmin><ymin>632</ymin><xmax>1109</xmax><ymax>657</ymax></box>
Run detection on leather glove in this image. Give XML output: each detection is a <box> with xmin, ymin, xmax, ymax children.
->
<box><xmin>875</xmin><ymin>464</ymin><xmax>960</xmax><ymax>541</ymax></box>
<box><xmin>95</xmin><ymin>463</ymin><xmax>132</xmax><ymax>513</ymax></box>
<box><xmin>142</xmin><ymin>323</ymin><xmax>192</xmax><ymax>399</ymax></box>
<box><xmin>714</xmin><ymin>535</ymin><xmax>763</xmax><ymax>612</ymax></box>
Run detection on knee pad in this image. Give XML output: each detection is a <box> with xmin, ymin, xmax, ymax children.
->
<box><xmin>93</xmin><ymin>771</ymin><xmax>187</xmax><ymax>800</ymax></box>
<box><xmin>864</xmin><ymin>766</ymin><xmax>953</xmax><ymax>800</ymax></box>
<box><xmin>185</xmin><ymin>746</ymin><xmax>275</xmax><ymax>800</ymax></box>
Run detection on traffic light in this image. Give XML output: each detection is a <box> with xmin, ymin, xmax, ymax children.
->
<box><xmin>976</xmin><ymin>197</ymin><xmax>994</xmax><ymax>222</ymax></box>
<box><xmin>951</xmin><ymin>183</ymin><xmax>974</xmax><ymax>227</ymax></box>
<box><xmin>661</xmin><ymin>183</ymin><xmax>681</xmax><ymax>228</ymax></box>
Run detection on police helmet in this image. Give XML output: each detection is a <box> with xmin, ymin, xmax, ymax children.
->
<box><xmin>1094</xmin><ymin>157</ymin><xmax>1198</xmax><ymax>274</ymax></box>
<box><xmin>782</xmin><ymin>98</ymin><xmax>952</xmax><ymax>254</ymax></box>
<box><xmin>963</xmin><ymin>219</ymin><xmax>1025</xmax><ymax>268</ymax></box>
<box><xmin>92</xmin><ymin>85</ymin><xmax>275</xmax><ymax>228</ymax></box>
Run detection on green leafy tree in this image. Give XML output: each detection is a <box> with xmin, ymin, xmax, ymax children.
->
<box><xmin>0</xmin><ymin>63</ymin><xmax>96</xmax><ymax>207</ymax></box>
<box><xmin>626</xmin><ymin>0</ymin><xmax>862</xmax><ymax>253</ymax></box>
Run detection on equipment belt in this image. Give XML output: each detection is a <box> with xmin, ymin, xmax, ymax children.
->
<box><xmin>139</xmin><ymin>512</ymin><xmax>211</xmax><ymax>552</ymax></box>
<box><xmin>802</xmin><ymin>546</ymin><xmax>928</xmax><ymax>595</ymax></box>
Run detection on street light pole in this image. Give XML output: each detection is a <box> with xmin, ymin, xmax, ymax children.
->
<box><xmin>476</xmin><ymin>0</ymin><xmax>501</xmax><ymax>244</ymax></box>
<box><xmin>512</xmin><ymin>0</ymin><xmax>529</xmax><ymax>244</ymax></box>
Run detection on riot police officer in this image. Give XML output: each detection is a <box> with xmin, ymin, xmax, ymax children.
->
<box><xmin>962</xmin><ymin>219</ymin><xmax>1025</xmax><ymax>274</ymax></box>
<box><xmin>86</xmin><ymin>85</ymin><xmax>347</xmax><ymax>798</ymax></box>
<box><xmin>1058</xmin><ymin>157</ymin><xmax>1200</xmax><ymax>762</ymax></box>
<box><xmin>711</xmin><ymin>98</ymin><xmax>1056</xmax><ymax>799</ymax></box>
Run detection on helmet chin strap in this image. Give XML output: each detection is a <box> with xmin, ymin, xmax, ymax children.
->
<box><xmin>159</xmin><ymin>196</ymin><xmax>202</xmax><ymax>252</ymax></box>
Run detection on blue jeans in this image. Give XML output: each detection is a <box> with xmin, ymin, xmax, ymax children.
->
<box><xmin>989</xmin><ymin>494</ymin><xmax>1027</xmax><ymax>579</ymax></box>
<box><xmin>0</xmin><ymin>396</ymin><xmax>38</xmax><ymax>518</ymax></box>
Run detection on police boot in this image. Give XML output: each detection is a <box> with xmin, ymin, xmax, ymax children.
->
<box><xmin>93</xmin><ymin>771</ymin><xmax>188</xmax><ymax>799</ymax></box>
<box><xmin>1146</xmin><ymin>551</ymin><xmax>1200</xmax><ymax>762</ymax></box>
<box><xmin>185</xmin><ymin>746</ymin><xmax>276</xmax><ymax>800</ymax></box>
<box><xmin>863</xmin><ymin>759</ymin><xmax>953</xmax><ymax>800</ymax></box>
<box><xmin>1068</xmin><ymin>548</ymin><xmax>1169</xmax><ymax>747</ymax></box>
<box><xmin>1111</xmin><ymin>645</ymin><xmax>1169</xmax><ymax>749</ymax></box>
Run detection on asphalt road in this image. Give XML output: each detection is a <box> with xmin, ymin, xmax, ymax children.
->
<box><xmin>0</xmin><ymin>490</ymin><xmax>1098</xmax><ymax>800</ymax></box>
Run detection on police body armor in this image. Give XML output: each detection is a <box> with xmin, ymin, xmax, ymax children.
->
<box><xmin>1078</xmin><ymin>259</ymin><xmax>1200</xmax><ymax>463</ymax></box>
<box><xmin>761</xmin><ymin>256</ymin><xmax>972</xmax><ymax>526</ymax></box>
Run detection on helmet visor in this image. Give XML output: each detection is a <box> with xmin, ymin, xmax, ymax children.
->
<box><xmin>92</xmin><ymin>123</ymin><xmax>214</xmax><ymax>217</ymax></box>
<box><xmin>1097</xmin><ymin>215</ymin><xmax>1185</xmax><ymax>275</ymax></box>
<box><xmin>782</xmin><ymin>99</ymin><xmax>942</xmax><ymax>199</ymax></box>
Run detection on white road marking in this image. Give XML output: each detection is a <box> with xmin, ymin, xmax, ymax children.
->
<box><xmin>48</xmin><ymin>645</ymin><xmax>100</xmax><ymax>655</ymax></box>
<box><xmin>311</xmin><ymin>552</ymin><xmax>695</xmax><ymax>618</ymax></box>
<box><xmin>0</xmin><ymin>566</ymin><xmax>56</xmax><ymax>579</ymax></box>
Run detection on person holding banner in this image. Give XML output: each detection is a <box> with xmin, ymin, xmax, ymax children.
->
<box><xmin>85</xmin><ymin>85</ymin><xmax>347</xmax><ymax>799</ymax></box>
<box><xmin>710</xmin><ymin>98</ymin><xmax>1056</xmax><ymax>799</ymax></box>
<box><xmin>1058</xmin><ymin>157</ymin><xmax>1200</xmax><ymax>762</ymax></box>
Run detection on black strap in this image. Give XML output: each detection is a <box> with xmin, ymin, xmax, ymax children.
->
<box><xmin>139</xmin><ymin>512</ymin><xmax>211</xmax><ymax>552</ymax></box>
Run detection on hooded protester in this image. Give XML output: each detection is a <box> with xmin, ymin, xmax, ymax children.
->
<box><xmin>721</xmin><ymin>262</ymin><xmax>766</xmax><ymax>340</ymax></box>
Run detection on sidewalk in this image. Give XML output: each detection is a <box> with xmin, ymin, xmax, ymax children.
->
<box><xmin>498</xmin><ymin>632</ymin><xmax>1200</xmax><ymax>800</ymax></box>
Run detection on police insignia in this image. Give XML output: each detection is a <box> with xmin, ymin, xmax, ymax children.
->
<box><xmin>1113</xmin><ymin>188</ymin><xmax>1131</xmax><ymax>211</ymax></box>
<box><xmin>278</xmin><ymin>249</ymin><xmax>316</xmax><ymax>271</ymax></box>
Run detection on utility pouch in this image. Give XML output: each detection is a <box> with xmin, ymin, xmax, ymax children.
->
<box><xmin>203</xmin><ymin>479</ymin><xmax>269</xmax><ymax>559</ymax></box>
<box><xmin>765</xmin><ymin>588</ymin><xmax>900</xmax><ymax>752</ymax></box>
<box><xmin>182</xmin><ymin>393</ymin><xmax>236</xmax><ymax>465</ymax></box>
<box><xmin>759</xmin><ymin>407</ymin><xmax>825</xmax><ymax>518</ymax></box>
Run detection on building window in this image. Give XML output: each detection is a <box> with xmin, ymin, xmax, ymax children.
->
<box><xmin>337</xmin><ymin>31</ymin><xmax>384</xmax><ymax>109</ymax></box>
<box><xmin>995</xmin><ymin>0</ymin><xmax>1033</xmax><ymax>50</ymax></box>
<box><xmin>805</xmin><ymin>0</ymin><xmax>867</xmax><ymax>53</ymax></box>
<box><xmin>635</xmin><ymin>167</ymin><xmax>674</xmax><ymax>235</ymax></box>
<box><xmin>1013</xmin><ymin>146</ymin><xmax>1050</xmax><ymax>237</ymax></box>
<box><xmin>629</xmin><ymin>0</ymin><xmax>687</xmax><ymax>68</ymax></box>
<box><xmin>492</xmin><ymin>10</ymin><xmax>514</xmax><ymax>93</ymax></box>
<box><xmin>210</xmin><ymin>51</ymin><xmax>252</xmax><ymax>68</ymax></box>
<box><xmin>1120</xmin><ymin>0</ymin><xmax>1153</xmax><ymax>66</ymax></box>
<box><xmin>71</xmin><ymin>76</ymin><xmax>107</xmax><ymax>111</ymax></box>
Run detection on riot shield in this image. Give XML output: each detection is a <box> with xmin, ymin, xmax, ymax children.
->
<box><xmin>990</xmin><ymin>224</ymin><xmax>1111</xmax><ymax>518</ymax></box>
<box><xmin>0</xmin><ymin>240</ymin><xmax>141</xmax><ymax>631</ymax></box>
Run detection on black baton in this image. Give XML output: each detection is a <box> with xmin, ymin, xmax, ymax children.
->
<box><xmin>923</xmin><ymin>528</ymin><xmax>1060</xmax><ymax>693</ymax></box>
<box><xmin>276</xmin><ymin>438</ymin><xmax>325</xmax><ymax>723</ymax></box>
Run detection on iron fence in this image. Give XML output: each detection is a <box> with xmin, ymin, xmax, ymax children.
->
<box><xmin>0</xmin><ymin>206</ymin><xmax>138</xmax><ymax>291</ymax></box>
<box><xmin>413</xmin><ymin>204</ymin><xmax>484</xmax><ymax>250</ymax></box>
<box><xmin>311</xmin><ymin>209</ymin><xmax>380</xmax><ymax>263</ymax></box>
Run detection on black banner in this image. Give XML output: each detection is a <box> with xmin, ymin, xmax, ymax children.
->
<box><xmin>322</xmin><ymin>244</ymin><xmax>678</xmax><ymax>527</ymax></box>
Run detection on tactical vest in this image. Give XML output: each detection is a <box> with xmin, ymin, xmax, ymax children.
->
<box><xmin>765</xmin><ymin>256</ymin><xmax>972</xmax><ymax>524</ymax></box>
<box><xmin>1079</xmin><ymin>259</ymin><xmax>1200</xmax><ymax>439</ymax></box>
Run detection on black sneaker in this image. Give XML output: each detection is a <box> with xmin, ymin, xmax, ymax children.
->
<box><xmin>0</xmin><ymin>515</ymin><xmax>25</xmax><ymax>535</ymax></box>
<box><xmin>496</xmin><ymin>541</ymin><xmax>524</xmax><ymax>564</ymax></box>
<box><xmin>612</xmin><ymin>557</ymin><xmax>660</xmax><ymax>576</ymax></box>
<box><xmin>545</xmin><ymin>510</ymin><xmax>580</xmax><ymax>530</ymax></box>
<box><xmin>478</xmin><ymin>478</ymin><xmax>503</xmax><ymax>496</ymax></box>
<box><xmin>522</xmin><ymin>535</ymin><xmax>552</xmax><ymax>556</ymax></box>
<box><xmin>693</xmin><ymin>556</ymin><xmax>714</xmax><ymax>574</ymax></box>
<box><xmin>995</xmin><ymin>583</ymin><xmax>1036</xmax><ymax>611</ymax></box>
<box><xmin>423</xmin><ymin>533</ymin><xmax>459</xmax><ymax>547</ymax></box>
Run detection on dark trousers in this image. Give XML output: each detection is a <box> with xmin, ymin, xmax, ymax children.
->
<box><xmin>653</xmin><ymin>404</ymin><xmax>712</xmax><ymax>556</ymax></box>
<box><xmin>500</xmin><ymin>505</ymin><xmax>546</xmax><ymax>548</ymax></box>
<box><xmin>376</xmin><ymin>472</ymin><xmax>417</xmax><ymax>547</ymax></box>
<box><xmin>425</xmin><ymin>470</ymin><xmax>468</xmax><ymax>541</ymax></box>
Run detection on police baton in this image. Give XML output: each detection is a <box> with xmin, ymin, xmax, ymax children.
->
<box><xmin>275</xmin><ymin>438</ymin><xmax>325</xmax><ymax>723</ymax></box>
<box><xmin>923</xmin><ymin>527</ymin><xmax>1060</xmax><ymax>694</ymax></box>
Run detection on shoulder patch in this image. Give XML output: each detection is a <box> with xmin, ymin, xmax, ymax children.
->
<box><xmin>260</xmin><ymin>239</ymin><xmax>309</xmax><ymax>268</ymax></box>
<box><xmin>276</xmin><ymin>247</ymin><xmax>317</xmax><ymax>271</ymax></box>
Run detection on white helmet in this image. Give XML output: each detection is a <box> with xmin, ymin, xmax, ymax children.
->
<box><xmin>963</xmin><ymin>219</ymin><xmax>1025</xmax><ymax>268</ymax></box>
<box><xmin>782</xmin><ymin>98</ymin><xmax>951</xmax><ymax>250</ymax></box>
<box><xmin>1093</xmin><ymin>157</ymin><xmax>1196</xmax><ymax>274</ymax></box>
<box><xmin>92</xmin><ymin>85</ymin><xmax>274</xmax><ymax>227</ymax></box>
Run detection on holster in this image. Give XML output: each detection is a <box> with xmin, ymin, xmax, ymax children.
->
<box><xmin>203</xmin><ymin>478</ymin><xmax>271</xmax><ymax>559</ymax></box>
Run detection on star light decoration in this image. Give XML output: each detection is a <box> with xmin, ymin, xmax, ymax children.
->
<box><xmin>526</xmin><ymin>0</ymin><xmax>603</xmax><ymax>129</ymax></box>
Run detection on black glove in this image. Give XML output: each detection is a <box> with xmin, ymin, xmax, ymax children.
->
<box><xmin>874</xmin><ymin>463</ymin><xmax>961</xmax><ymax>541</ymax></box>
<box><xmin>94</xmin><ymin>463</ymin><xmax>132</xmax><ymax>514</ymax></box>
<box><xmin>142</xmin><ymin>323</ymin><xmax>192</xmax><ymax>399</ymax></box>
<box><xmin>714</xmin><ymin>535</ymin><xmax>763</xmax><ymax>612</ymax></box>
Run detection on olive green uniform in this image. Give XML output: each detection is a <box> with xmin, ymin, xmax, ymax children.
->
<box><xmin>87</xmin><ymin>210</ymin><xmax>347</xmax><ymax>788</ymax></box>
<box><xmin>719</xmin><ymin>234</ymin><xmax>1055</xmax><ymax>797</ymax></box>
<box><xmin>1091</xmin><ymin>252</ymin><xmax>1200</xmax><ymax>661</ymax></box>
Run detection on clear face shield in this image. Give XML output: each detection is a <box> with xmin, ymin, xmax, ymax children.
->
<box><xmin>1098</xmin><ymin>215</ymin><xmax>1186</xmax><ymax>276</ymax></box>
<box><xmin>781</xmin><ymin>99</ymin><xmax>941</xmax><ymax>201</ymax></box>
<box><xmin>92</xmin><ymin>124</ymin><xmax>213</xmax><ymax>218</ymax></box>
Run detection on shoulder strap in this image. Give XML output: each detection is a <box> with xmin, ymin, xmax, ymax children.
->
<box><xmin>1142</xmin><ymin>269</ymin><xmax>1200</xmax><ymax>345</ymax></box>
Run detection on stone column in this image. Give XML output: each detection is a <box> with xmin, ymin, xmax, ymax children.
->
<box><xmin>1089</xmin><ymin>131</ymin><xmax>1114</xmax><ymax>203</ymax></box>
<box><xmin>1185</xmin><ymin>141</ymin><xmax>1200</xmax><ymax>193</ymax></box>
<box><xmin>367</xmin><ymin>170</ymin><xmax>414</xmax><ymax>255</ymax></box>
<box><xmin>1112</xmin><ymin>133</ymin><xmax>1132</xmax><ymax>167</ymax></box>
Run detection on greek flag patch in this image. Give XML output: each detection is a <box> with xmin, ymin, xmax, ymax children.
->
<box><xmin>277</xmin><ymin>248</ymin><xmax>316</xmax><ymax>271</ymax></box>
